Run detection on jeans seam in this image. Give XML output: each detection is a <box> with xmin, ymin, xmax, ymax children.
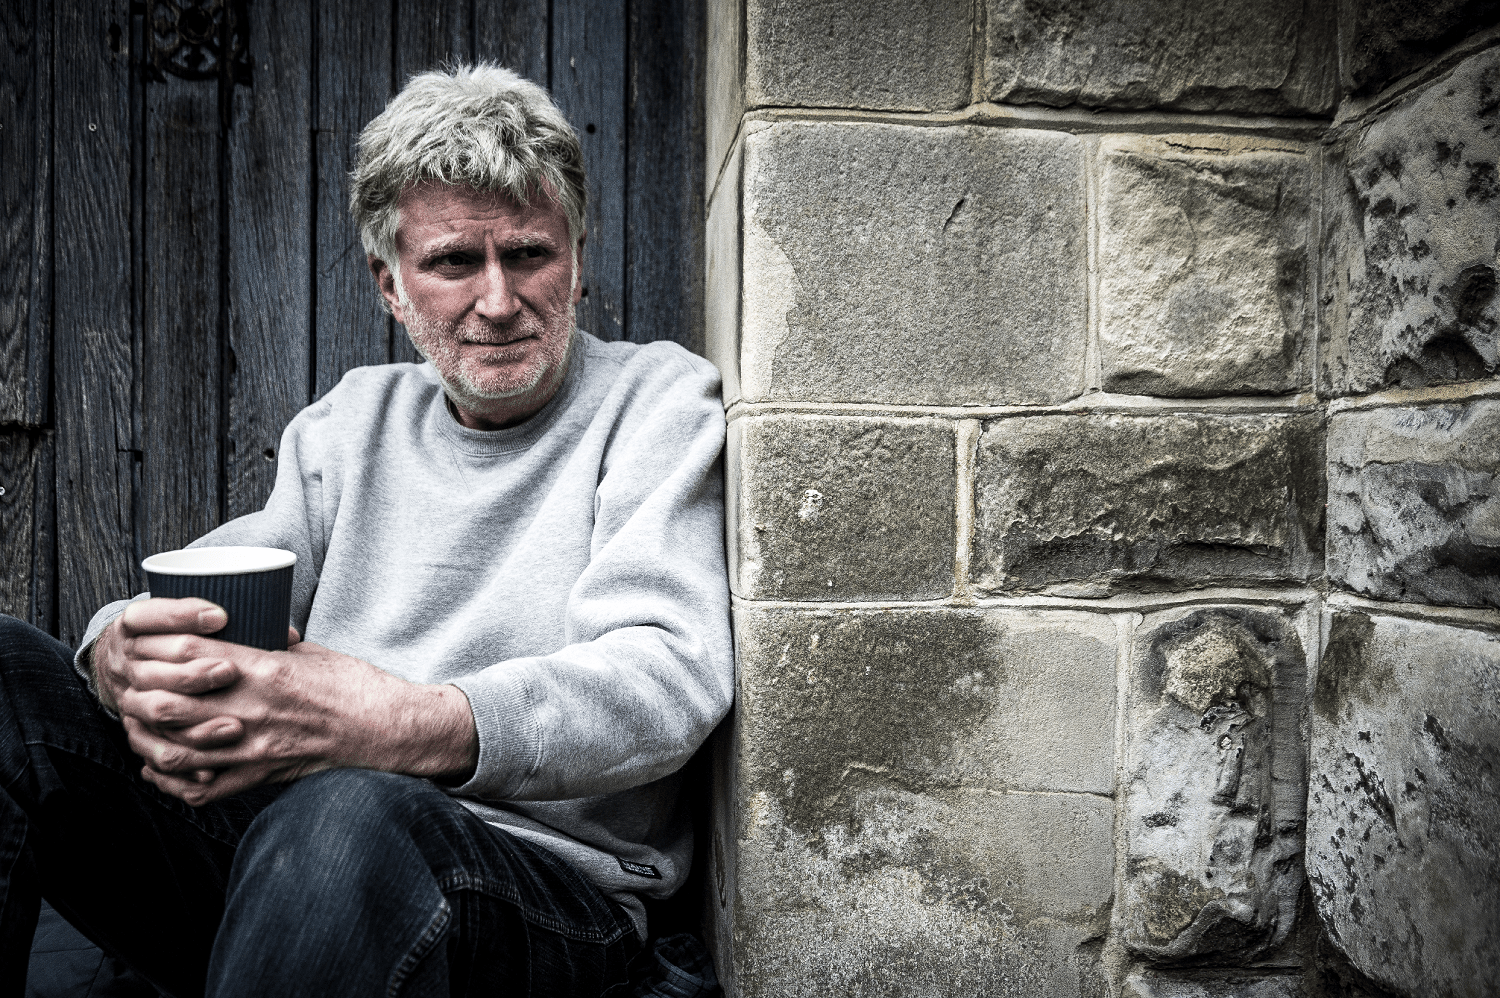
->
<box><xmin>434</xmin><ymin>872</ymin><xmax>629</xmax><ymax>945</ymax></box>
<box><xmin>386</xmin><ymin>895</ymin><xmax>451</xmax><ymax>998</ymax></box>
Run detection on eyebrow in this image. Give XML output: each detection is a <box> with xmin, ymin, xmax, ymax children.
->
<box><xmin>420</xmin><ymin>232</ymin><xmax>556</xmax><ymax>258</ymax></box>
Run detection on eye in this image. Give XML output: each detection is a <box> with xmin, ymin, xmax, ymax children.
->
<box><xmin>436</xmin><ymin>252</ymin><xmax>470</xmax><ymax>267</ymax></box>
<box><xmin>507</xmin><ymin>245</ymin><xmax>549</xmax><ymax>261</ymax></box>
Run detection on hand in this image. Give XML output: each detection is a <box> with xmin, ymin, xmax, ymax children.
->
<box><xmin>120</xmin><ymin>635</ymin><xmax>478</xmax><ymax>806</ymax></box>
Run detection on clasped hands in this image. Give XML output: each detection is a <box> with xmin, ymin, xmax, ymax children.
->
<box><xmin>92</xmin><ymin>598</ymin><xmax>478</xmax><ymax>807</ymax></box>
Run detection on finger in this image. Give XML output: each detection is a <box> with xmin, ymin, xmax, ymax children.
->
<box><xmin>117</xmin><ymin>687</ymin><xmax>223</xmax><ymax>729</ymax></box>
<box><xmin>288</xmin><ymin>625</ymin><xmax>302</xmax><ymax>646</ymax></box>
<box><xmin>164</xmin><ymin>715</ymin><xmax>245</xmax><ymax>750</ymax></box>
<box><xmin>118</xmin><ymin>653</ymin><xmax>240</xmax><ymax>695</ymax></box>
<box><xmin>144</xmin><ymin>762</ymin><xmax>268</xmax><ymax>807</ymax></box>
<box><xmin>121</xmin><ymin>598</ymin><xmax>228</xmax><ymax>638</ymax></box>
<box><xmin>127</xmin><ymin>632</ymin><xmax>240</xmax><ymax>666</ymax></box>
<box><xmin>123</xmin><ymin>715</ymin><xmax>226</xmax><ymax>775</ymax></box>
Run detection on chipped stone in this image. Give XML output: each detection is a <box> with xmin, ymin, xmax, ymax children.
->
<box><xmin>732</xmin><ymin>415</ymin><xmax>955</xmax><ymax>602</ymax></box>
<box><xmin>1319</xmin><ymin>47</ymin><xmax>1500</xmax><ymax>395</ymax></box>
<box><xmin>1328</xmin><ymin>401</ymin><xmax>1500</xmax><ymax>609</ymax></box>
<box><xmin>741</xmin><ymin>122</ymin><xmax>1087</xmax><ymax>406</ymax></box>
<box><xmin>1308</xmin><ymin>612</ymin><xmax>1500</xmax><ymax>998</ymax></box>
<box><xmin>1339</xmin><ymin>0</ymin><xmax>1500</xmax><ymax>97</ymax></box>
<box><xmin>971</xmin><ymin>414</ymin><xmax>1325</xmax><ymax>595</ymax></box>
<box><xmin>1123</xmin><ymin>972</ymin><xmax>1303</xmax><ymax>997</ymax></box>
<box><xmin>730</xmin><ymin>606</ymin><xmax>1117</xmax><ymax>997</ymax></box>
<box><xmin>1097</xmin><ymin>135</ymin><xmax>1313</xmax><ymax>397</ymax></box>
<box><xmin>984</xmin><ymin>0</ymin><xmax>1337</xmax><ymax>115</ymax></box>
<box><xmin>1123</xmin><ymin>606</ymin><xmax>1308</xmax><ymax>964</ymax></box>
<box><xmin>744</xmin><ymin>0</ymin><xmax>972</xmax><ymax>111</ymax></box>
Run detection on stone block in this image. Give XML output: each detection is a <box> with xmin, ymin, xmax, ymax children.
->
<box><xmin>733</xmin><ymin>415</ymin><xmax>956</xmax><ymax>602</ymax></box>
<box><xmin>705</xmin><ymin>145</ymin><xmax>742</xmax><ymax>405</ymax></box>
<box><xmin>1309</xmin><ymin>612</ymin><xmax>1500</xmax><ymax>998</ymax></box>
<box><xmin>743</xmin><ymin>0</ymin><xmax>971</xmax><ymax>112</ymax></box>
<box><xmin>1123</xmin><ymin>972</ymin><xmax>1303</xmax><ymax>998</ymax></box>
<box><xmin>741</xmin><ymin>122</ymin><xmax>1087</xmax><ymax>406</ymax></box>
<box><xmin>1097</xmin><ymin>135</ymin><xmax>1313</xmax><ymax>397</ymax></box>
<box><xmin>706</xmin><ymin>0</ymin><xmax>744</xmax><ymax>197</ymax></box>
<box><xmin>1328</xmin><ymin>402</ymin><xmax>1500</xmax><ymax>609</ymax></box>
<box><xmin>730</xmin><ymin>606</ymin><xmax>1117</xmax><ymax>997</ymax></box>
<box><xmin>1319</xmin><ymin>47</ymin><xmax>1500</xmax><ymax>396</ymax></box>
<box><xmin>984</xmin><ymin>0</ymin><xmax>1337</xmax><ymax>115</ymax></box>
<box><xmin>972</xmin><ymin>414</ymin><xmax>1325</xmax><ymax>595</ymax></box>
<box><xmin>1122</xmin><ymin>606</ymin><xmax>1308</xmax><ymax>964</ymax></box>
<box><xmin>1339</xmin><ymin>0</ymin><xmax>1500</xmax><ymax>97</ymax></box>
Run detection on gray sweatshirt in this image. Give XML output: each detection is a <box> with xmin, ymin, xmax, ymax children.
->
<box><xmin>77</xmin><ymin>331</ymin><xmax>734</xmax><ymax>936</ymax></box>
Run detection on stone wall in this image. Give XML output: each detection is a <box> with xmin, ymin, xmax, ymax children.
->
<box><xmin>704</xmin><ymin>3</ymin><xmax>1500</xmax><ymax>996</ymax></box>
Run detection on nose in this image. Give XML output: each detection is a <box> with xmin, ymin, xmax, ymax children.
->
<box><xmin>473</xmin><ymin>256</ymin><xmax>521</xmax><ymax>322</ymax></box>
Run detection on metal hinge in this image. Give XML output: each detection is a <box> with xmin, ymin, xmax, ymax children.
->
<box><xmin>145</xmin><ymin>0</ymin><xmax>252</xmax><ymax>85</ymax></box>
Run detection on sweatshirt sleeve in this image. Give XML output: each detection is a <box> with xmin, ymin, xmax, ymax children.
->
<box><xmin>446</xmin><ymin>353</ymin><xmax>734</xmax><ymax>802</ymax></box>
<box><xmin>71</xmin><ymin>393</ymin><xmax>337</xmax><ymax>687</ymax></box>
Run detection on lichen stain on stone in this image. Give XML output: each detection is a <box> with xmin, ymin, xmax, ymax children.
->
<box><xmin>1313</xmin><ymin>612</ymin><xmax>1382</xmax><ymax>722</ymax></box>
<box><xmin>737</xmin><ymin>608</ymin><xmax>1002</xmax><ymax>842</ymax></box>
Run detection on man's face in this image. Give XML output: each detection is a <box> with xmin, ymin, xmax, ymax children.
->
<box><xmin>372</xmin><ymin>181</ymin><xmax>584</xmax><ymax>430</ymax></box>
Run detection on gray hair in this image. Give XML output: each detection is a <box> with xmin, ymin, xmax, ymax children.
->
<box><xmin>350</xmin><ymin>63</ymin><xmax>587</xmax><ymax>303</ymax></box>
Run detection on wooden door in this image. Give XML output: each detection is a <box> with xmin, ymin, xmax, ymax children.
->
<box><xmin>0</xmin><ymin>0</ymin><xmax>705</xmax><ymax>643</ymax></box>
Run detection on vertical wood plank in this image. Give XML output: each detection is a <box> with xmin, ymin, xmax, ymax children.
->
<box><xmin>315</xmin><ymin>0</ymin><xmax>393</xmax><ymax>396</ymax></box>
<box><xmin>552</xmin><ymin>0</ymin><xmax>627</xmax><ymax>341</ymax></box>
<box><xmin>474</xmin><ymin>0</ymin><xmax>548</xmax><ymax>85</ymax></box>
<box><xmin>627</xmin><ymin>0</ymin><xmax>704</xmax><ymax>352</ymax></box>
<box><xmin>392</xmin><ymin>0</ymin><xmax>475</xmax><ymax>365</ymax></box>
<box><xmin>0</xmin><ymin>430</ymin><xmax>54</xmax><ymax>631</ymax></box>
<box><xmin>226</xmin><ymin>0</ymin><xmax>311</xmax><ymax>518</ymax></box>
<box><xmin>52</xmin><ymin>0</ymin><xmax>135</xmax><ymax>643</ymax></box>
<box><xmin>141</xmin><ymin>35</ymin><xmax>223</xmax><ymax>557</ymax></box>
<box><xmin>0</xmin><ymin>0</ymin><xmax>52</xmax><ymax>426</ymax></box>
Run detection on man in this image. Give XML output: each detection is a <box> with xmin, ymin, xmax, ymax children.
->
<box><xmin>0</xmin><ymin>64</ymin><xmax>731</xmax><ymax>997</ymax></box>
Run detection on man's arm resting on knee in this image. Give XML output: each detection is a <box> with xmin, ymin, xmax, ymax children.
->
<box><xmin>89</xmin><ymin>597</ymin><xmax>479</xmax><ymax>806</ymax></box>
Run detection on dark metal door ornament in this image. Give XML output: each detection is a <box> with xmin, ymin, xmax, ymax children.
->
<box><xmin>146</xmin><ymin>0</ymin><xmax>252</xmax><ymax>85</ymax></box>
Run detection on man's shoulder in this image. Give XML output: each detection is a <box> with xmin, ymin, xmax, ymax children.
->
<box><xmin>578</xmin><ymin>332</ymin><xmax>722</xmax><ymax>401</ymax></box>
<box><xmin>319</xmin><ymin>362</ymin><xmax>440</xmax><ymax>415</ymax></box>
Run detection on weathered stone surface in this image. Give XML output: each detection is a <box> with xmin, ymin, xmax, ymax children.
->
<box><xmin>1123</xmin><ymin>606</ymin><xmax>1308</xmax><ymax>964</ymax></box>
<box><xmin>984</xmin><ymin>0</ymin><xmax>1337</xmax><ymax>115</ymax></box>
<box><xmin>741</xmin><ymin>122</ymin><xmax>1087</xmax><ymax>406</ymax></box>
<box><xmin>1319</xmin><ymin>47</ymin><xmax>1500</xmax><ymax>396</ymax></box>
<box><xmin>1309</xmin><ymin>612</ymin><xmax>1500</xmax><ymax>998</ymax></box>
<box><xmin>1097</xmin><ymin>135</ymin><xmax>1313</xmax><ymax>397</ymax></box>
<box><xmin>743</xmin><ymin>0</ymin><xmax>971</xmax><ymax>111</ymax></box>
<box><xmin>1123</xmin><ymin>972</ymin><xmax>1303</xmax><ymax>998</ymax></box>
<box><xmin>733</xmin><ymin>415</ymin><xmax>955</xmax><ymax>602</ymax></box>
<box><xmin>730</xmin><ymin>606</ymin><xmax>1117</xmax><ymax>997</ymax></box>
<box><xmin>1339</xmin><ymin>0</ymin><xmax>1500</xmax><ymax>96</ymax></box>
<box><xmin>705</xmin><ymin>145</ymin><xmax>742</xmax><ymax>405</ymax></box>
<box><xmin>972</xmin><ymin>414</ymin><xmax>1325</xmax><ymax>595</ymax></box>
<box><xmin>1328</xmin><ymin>402</ymin><xmax>1500</xmax><ymax>609</ymax></box>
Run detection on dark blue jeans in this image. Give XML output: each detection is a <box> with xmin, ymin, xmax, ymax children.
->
<box><xmin>0</xmin><ymin>615</ymin><xmax>641</xmax><ymax>998</ymax></box>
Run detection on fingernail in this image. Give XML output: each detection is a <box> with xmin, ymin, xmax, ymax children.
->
<box><xmin>199</xmin><ymin>606</ymin><xmax>228</xmax><ymax>631</ymax></box>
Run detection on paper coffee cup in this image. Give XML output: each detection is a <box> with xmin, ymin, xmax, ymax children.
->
<box><xmin>142</xmin><ymin>547</ymin><xmax>297</xmax><ymax>651</ymax></box>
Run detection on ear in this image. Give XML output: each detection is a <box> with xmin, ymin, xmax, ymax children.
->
<box><xmin>368</xmin><ymin>255</ymin><xmax>406</xmax><ymax>323</ymax></box>
<box><xmin>571</xmin><ymin>231</ymin><xmax>587</xmax><ymax>305</ymax></box>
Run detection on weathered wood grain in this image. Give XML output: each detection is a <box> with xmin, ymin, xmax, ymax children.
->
<box><xmin>474</xmin><ymin>0</ymin><xmax>548</xmax><ymax>85</ymax></box>
<box><xmin>627</xmin><ymin>0</ymin><xmax>704</xmax><ymax>351</ymax></box>
<box><xmin>315</xmin><ymin>0</ymin><xmax>393</xmax><ymax>395</ymax></box>
<box><xmin>142</xmin><ymin>69</ymin><xmax>222</xmax><ymax>558</ymax></box>
<box><xmin>0</xmin><ymin>0</ymin><xmax>52</xmax><ymax>427</ymax></box>
<box><xmin>227</xmin><ymin>0</ymin><xmax>312</xmax><ymax>518</ymax></box>
<box><xmin>553</xmin><ymin>0</ymin><xmax>628</xmax><ymax>341</ymax></box>
<box><xmin>0</xmin><ymin>430</ymin><xmax>54</xmax><ymax>629</ymax></box>
<box><xmin>52</xmin><ymin>0</ymin><xmax>136</xmax><ymax>643</ymax></box>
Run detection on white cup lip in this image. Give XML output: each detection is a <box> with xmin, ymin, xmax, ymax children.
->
<box><xmin>142</xmin><ymin>546</ymin><xmax>297</xmax><ymax>576</ymax></box>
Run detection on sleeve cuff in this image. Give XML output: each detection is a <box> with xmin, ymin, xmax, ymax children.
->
<box><xmin>445</xmin><ymin>664</ymin><xmax>543</xmax><ymax>802</ymax></box>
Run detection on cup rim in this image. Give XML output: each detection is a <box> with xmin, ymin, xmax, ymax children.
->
<box><xmin>142</xmin><ymin>546</ymin><xmax>297</xmax><ymax>576</ymax></box>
